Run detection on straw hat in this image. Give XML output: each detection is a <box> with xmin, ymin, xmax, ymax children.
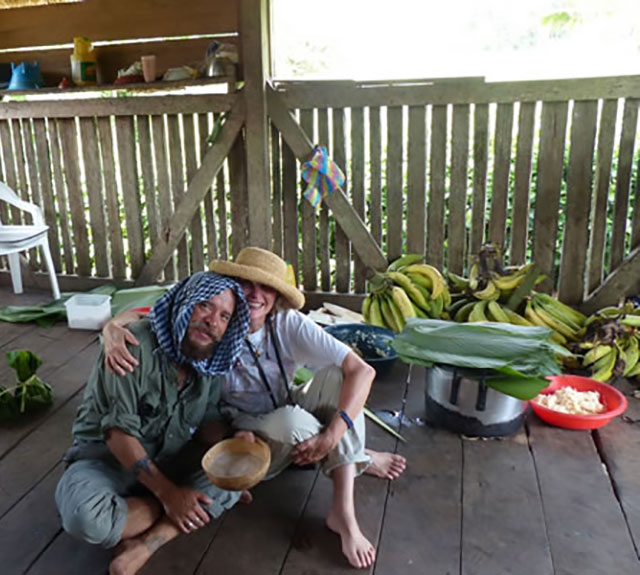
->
<box><xmin>208</xmin><ymin>247</ymin><xmax>305</xmax><ymax>310</ymax></box>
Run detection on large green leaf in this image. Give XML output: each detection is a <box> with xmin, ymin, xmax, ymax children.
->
<box><xmin>6</xmin><ymin>350</ymin><xmax>42</xmax><ymax>382</ymax></box>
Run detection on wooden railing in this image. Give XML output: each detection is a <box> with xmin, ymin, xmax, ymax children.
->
<box><xmin>2</xmin><ymin>75</ymin><xmax>640</xmax><ymax>307</ymax></box>
<box><xmin>270</xmin><ymin>76</ymin><xmax>640</xmax><ymax>305</ymax></box>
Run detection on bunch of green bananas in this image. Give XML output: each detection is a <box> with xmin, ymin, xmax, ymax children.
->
<box><xmin>575</xmin><ymin>301</ymin><xmax>640</xmax><ymax>382</ymax></box>
<box><xmin>447</xmin><ymin>262</ymin><xmax>539</xmax><ymax>325</ymax></box>
<box><xmin>522</xmin><ymin>292</ymin><xmax>587</xmax><ymax>346</ymax></box>
<box><xmin>361</xmin><ymin>254</ymin><xmax>451</xmax><ymax>332</ymax></box>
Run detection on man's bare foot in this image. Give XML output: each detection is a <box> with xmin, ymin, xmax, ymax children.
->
<box><xmin>326</xmin><ymin>511</ymin><xmax>376</xmax><ymax>569</ymax></box>
<box><xmin>240</xmin><ymin>489</ymin><xmax>253</xmax><ymax>504</ymax></box>
<box><xmin>364</xmin><ymin>449</ymin><xmax>406</xmax><ymax>480</ymax></box>
<box><xmin>109</xmin><ymin>538</ymin><xmax>152</xmax><ymax>575</ymax></box>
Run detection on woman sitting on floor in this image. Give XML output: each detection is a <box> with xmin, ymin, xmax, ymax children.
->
<box><xmin>103</xmin><ymin>247</ymin><xmax>407</xmax><ymax>569</ymax></box>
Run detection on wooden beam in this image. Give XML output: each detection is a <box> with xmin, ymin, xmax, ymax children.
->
<box><xmin>266</xmin><ymin>84</ymin><xmax>387</xmax><ymax>273</ymax></box>
<box><xmin>135</xmin><ymin>99</ymin><xmax>245</xmax><ymax>285</ymax></box>
<box><xmin>0</xmin><ymin>0</ymin><xmax>238</xmax><ymax>49</ymax></box>
<box><xmin>240</xmin><ymin>0</ymin><xmax>271</xmax><ymax>248</ymax></box>
<box><xmin>0</xmin><ymin>94</ymin><xmax>236</xmax><ymax>120</ymax></box>
<box><xmin>580</xmin><ymin>245</ymin><xmax>640</xmax><ymax>315</ymax></box>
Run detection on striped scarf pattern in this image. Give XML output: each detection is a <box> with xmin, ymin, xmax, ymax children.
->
<box><xmin>149</xmin><ymin>272</ymin><xmax>249</xmax><ymax>375</ymax></box>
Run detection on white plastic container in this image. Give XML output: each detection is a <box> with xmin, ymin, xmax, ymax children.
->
<box><xmin>64</xmin><ymin>294</ymin><xmax>112</xmax><ymax>330</ymax></box>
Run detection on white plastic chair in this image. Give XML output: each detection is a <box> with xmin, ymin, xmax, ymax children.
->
<box><xmin>0</xmin><ymin>181</ymin><xmax>60</xmax><ymax>300</ymax></box>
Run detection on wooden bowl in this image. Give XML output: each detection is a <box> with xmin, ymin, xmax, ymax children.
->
<box><xmin>201</xmin><ymin>437</ymin><xmax>271</xmax><ymax>491</ymax></box>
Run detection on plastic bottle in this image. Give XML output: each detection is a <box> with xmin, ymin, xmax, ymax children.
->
<box><xmin>70</xmin><ymin>37</ymin><xmax>97</xmax><ymax>86</ymax></box>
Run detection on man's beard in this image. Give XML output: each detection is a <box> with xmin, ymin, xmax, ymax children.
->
<box><xmin>181</xmin><ymin>322</ymin><xmax>222</xmax><ymax>361</ymax></box>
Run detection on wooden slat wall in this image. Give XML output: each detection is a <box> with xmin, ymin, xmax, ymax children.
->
<box><xmin>3</xmin><ymin>76</ymin><xmax>640</xmax><ymax>306</ymax></box>
<box><xmin>0</xmin><ymin>94</ymin><xmax>236</xmax><ymax>282</ymax></box>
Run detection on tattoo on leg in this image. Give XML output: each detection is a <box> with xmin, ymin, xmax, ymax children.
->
<box><xmin>145</xmin><ymin>534</ymin><xmax>166</xmax><ymax>553</ymax></box>
<box><xmin>131</xmin><ymin>455</ymin><xmax>153</xmax><ymax>478</ymax></box>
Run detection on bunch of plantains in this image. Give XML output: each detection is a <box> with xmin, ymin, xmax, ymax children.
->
<box><xmin>444</xmin><ymin>245</ymin><xmax>589</xmax><ymax>350</ymax></box>
<box><xmin>573</xmin><ymin>301</ymin><xmax>640</xmax><ymax>382</ymax></box>
<box><xmin>362</xmin><ymin>254</ymin><xmax>451</xmax><ymax>332</ymax></box>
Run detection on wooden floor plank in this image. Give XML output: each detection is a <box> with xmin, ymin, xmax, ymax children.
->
<box><xmin>0</xmin><ymin>464</ymin><xmax>64</xmax><ymax>573</ymax></box>
<box><xmin>0</xmin><ymin>340</ymin><xmax>98</xmax><ymax>459</ymax></box>
<box><xmin>26</xmin><ymin>531</ymin><xmax>111</xmax><ymax>575</ymax></box>
<box><xmin>528</xmin><ymin>417</ymin><xmax>639</xmax><ymax>575</ymax></box>
<box><xmin>0</xmin><ymin>321</ymin><xmax>37</xmax><ymax>348</ymax></box>
<box><xmin>375</xmin><ymin>366</ymin><xmax>462</xmax><ymax>575</ymax></box>
<box><xmin>280</xmin><ymin>361</ymin><xmax>409</xmax><ymax>575</ymax></box>
<box><xmin>462</xmin><ymin>429</ymin><xmax>552</xmax><ymax>575</ymax></box>
<box><xmin>595</xmin><ymin>380</ymin><xmax>640</xmax><ymax>559</ymax></box>
<box><xmin>0</xmin><ymin>389</ymin><xmax>83</xmax><ymax>518</ymax></box>
<box><xmin>196</xmin><ymin>468</ymin><xmax>319</xmax><ymax>575</ymax></box>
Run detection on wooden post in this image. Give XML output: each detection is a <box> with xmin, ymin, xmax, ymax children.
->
<box><xmin>240</xmin><ymin>0</ymin><xmax>272</xmax><ymax>248</ymax></box>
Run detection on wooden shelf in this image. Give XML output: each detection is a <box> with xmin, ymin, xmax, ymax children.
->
<box><xmin>0</xmin><ymin>75</ymin><xmax>235</xmax><ymax>99</ymax></box>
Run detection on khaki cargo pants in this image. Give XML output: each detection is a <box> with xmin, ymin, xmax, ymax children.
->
<box><xmin>228</xmin><ymin>366</ymin><xmax>371</xmax><ymax>479</ymax></box>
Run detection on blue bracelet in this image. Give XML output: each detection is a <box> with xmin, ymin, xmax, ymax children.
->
<box><xmin>338</xmin><ymin>409</ymin><xmax>354</xmax><ymax>429</ymax></box>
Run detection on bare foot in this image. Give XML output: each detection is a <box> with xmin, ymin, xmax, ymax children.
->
<box><xmin>326</xmin><ymin>511</ymin><xmax>376</xmax><ymax>569</ymax></box>
<box><xmin>240</xmin><ymin>489</ymin><xmax>253</xmax><ymax>504</ymax></box>
<box><xmin>364</xmin><ymin>449</ymin><xmax>406</xmax><ymax>480</ymax></box>
<box><xmin>109</xmin><ymin>538</ymin><xmax>152</xmax><ymax>575</ymax></box>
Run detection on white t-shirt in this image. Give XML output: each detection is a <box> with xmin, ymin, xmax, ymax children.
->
<box><xmin>221</xmin><ymin>309</ymin><xmax>351</xmax><ymax>414</ymax></box>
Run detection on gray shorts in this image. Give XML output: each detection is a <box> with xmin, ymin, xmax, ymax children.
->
<box><xmin>55</xmin><ymin>442</ymin><xmax>240</xmax><ymax>548</ymax></box>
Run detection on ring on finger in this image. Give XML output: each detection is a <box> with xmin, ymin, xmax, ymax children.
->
<box><xmin>186</xmin><ymin>520</ymin><xmax>195</xmax><ymax>529</ymax></box>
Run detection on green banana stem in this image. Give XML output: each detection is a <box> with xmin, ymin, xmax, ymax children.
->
<box><xmin>364</xmin><ymin>406</ymin><xmax>407</xmax><ymax>443</ymax></box>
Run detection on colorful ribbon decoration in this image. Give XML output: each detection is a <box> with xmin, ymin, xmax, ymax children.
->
<box><xmin>300</xmin><ymin>145</ymin><xmax>345</xmax><ymax>207</ymax></box>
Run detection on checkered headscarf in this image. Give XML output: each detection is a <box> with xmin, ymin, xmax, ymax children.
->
<box><xmin>149</xmin><ymin>272</ymin><xmax>249</xmax><ymax>375</ymax></box>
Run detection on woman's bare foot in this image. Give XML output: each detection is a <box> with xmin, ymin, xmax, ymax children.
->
<box><xmin>326</xmin><ymin>511</ymin><xmax>376</xmax><ymax>569</ymax></box>
<box><xmin>109</xmin><ymin>538</ymin><xmax>152</xmax><ymax>575</ymax></box>
<box><xmin>364</xmin><ymin>449</ymin><xmax>406</xmax><ymax>480</ymax></box>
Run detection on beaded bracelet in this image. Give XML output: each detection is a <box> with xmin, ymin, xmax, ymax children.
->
<box><xmin>338</xmin><ymin>409</ymin><xmax>354</xmax><ymax>430</ymax></box>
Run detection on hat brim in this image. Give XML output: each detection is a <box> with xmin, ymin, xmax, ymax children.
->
<box><xmin>208</xmin><ymin>260</ymin><xmax>305</xmax><ymax>310</ymax></box>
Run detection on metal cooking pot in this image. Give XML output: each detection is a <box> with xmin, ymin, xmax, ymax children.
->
<box><xmin>424</xmin><ymin>364</ymin><xmax>528</xmax><ymax>437</ymax></box>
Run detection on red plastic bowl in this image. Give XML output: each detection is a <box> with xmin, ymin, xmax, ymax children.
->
<box><xmin>529</xmin><ymin>374</ymin><xmax>628</xmax><ymax>430</ymax></box>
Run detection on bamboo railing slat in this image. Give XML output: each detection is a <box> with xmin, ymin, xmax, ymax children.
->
<box><xmin>588</xmin><ymin>99</ymin><xmax>618</xmax><ymax>292</ymax></box>
<box><xmin>488</xmin><ymin>103</ymin><xmax>514</xmax><ymax>252</ymax></box>
<box><xmin>138</xmin><ymin>115</ymin><xmax>160</xmax><ymax>254</ymax></box>
<box><xmin>115</xmin><ymin>116</ymin><xmax>145</xmax><ymax>278</ymax></box>
<box><xmin>532</xmin><ymin>102</ymin><xmax>569</xmax><ymax>293</ymax></box>
<box><xmin>407</xmin><ymin>105</ymin><xmax>426</xmax><ymax>256</ymax></box>
<box><xmin>369</xmin><ymin>107</ymin><xmax>383</xmax><ymax>247</ymax></box>
<box><xmin>167</xmin><ymin>114</ymin><xmax>189</xmax><ymax>278</ymax></box>
<box><xmin>97</xmin><ymin>117</ymin><xmax>125</xmax><ymax>279</ymax></box>
<box><xmin>281</xmin><ymin>139</ymin><xmax>298</xmax><ymax>282</ymax></box>
<box><xmin>59</xmin><ymin>117</ymin><xmax>91</xmax><ymax>276</ymax></box>
<box><xmin>150</xmin><ymin>114</ymin><xmax>175</xmax><ymax>280</ymax></box>
<box><xmin>32</xmin><ymin>118</ymin><xmax>62</xmax><ymax>271</ymax></box>
<box><xmin>631</xmin><ymin>157</ymin><xmax>640</xmax><ymax>251</ymax></box>
<box><xmin>21</xmin><ymin>118</ymin><xmax>42</xmax><ymax>267</ymax></box>
<box><xmin>300</xmin><ymin>109</ymin><xmax>317</xmax><ymax>291</ymax></box>
<box><xmin>200</xmin><ymin>113</ymin><xmax>219</xmax><ymax>262</ymax></box>
<box><xmin>470</xmin><ymin>104</ymin><xmax>489</xmax><ymax>261</ymax></box>
<box><xmin>558</xmin><ymin>100</ymin><xmax>598</xmax><ymax>304</ymax></box>
<box><xmin>229</xmin><ymin>130</ymin><xmax>249</xmax><ymax>258</ymax></box>
<box><xmin>50</xmin><ymin>119</ymin><xmax>75</xmax><ymax>275</ymax></box>
<box><xmin>78</xmin><ymin>117</ymin><xmax>109</xmax><ymax>277</ymax></box>
<box><xmin>386</xmin><ymin>106</ymin><xmax>403</xmax><ymax>262</ymax></box>
<box><xmin>215</xmin><ymin>116</ymin><xmax>229</xmax><ymax>261</ymax></box>
<box><xmin>509</xmin><ymin>102</ymin><xmax>536</xmax><ymax>265</ymax></box>
<box><xmin>270</xmin><ymin>123</ymin><xmax>283</xmax><ymax>258</ymax></box>
<box><xmin>317</xmin><ymin>108</ymin><xmax>331</xmax><ymax>291</ymax></box>
<box><xmin>448</xmin><ymin>104</ymin><xmax>470</xmax><ymax>274</ymax></box>
<box><xmin>13</xmin><ymin>119</ymin><xmax>30</xmax><ymax>225</ymax></box>
<box><xmin>0</xmin><ymin>121</ymin><xmax>20</xmax><ymax>225</ymax></box>
<box><xmin>351</xmin><ymin>106</ymin><xmax>366</xmax><ymax>292</ymax></box>
<box><xmin>333</xmin><ymin>108</ymin><xmax>350</xmax><ymax>291</ymax></box>
<box><xmin>183</xmin><ymin>113</ymin><xmax>205</xmax><ymax>273</ymax></box>
<box><xmin>609</xmin><ymin>98</ymin><xmax>639</xmax><ymax>270</ymax></box>
<box><xmin>427</xmin><ymin>105</ymin><xmax>447</xmax><ymax>269</ymax></box>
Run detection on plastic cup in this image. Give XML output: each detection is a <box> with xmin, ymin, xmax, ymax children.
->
<box><xmin>141</xmin><ymin>55</ymin><xmax>156</xmax><ymax>83</ymax></box>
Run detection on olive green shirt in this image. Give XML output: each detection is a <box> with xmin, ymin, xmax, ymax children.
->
<box><xmin>71</xmin><ymin>319</ymin><xmax>223</xmax><ymax>464</ymax></box>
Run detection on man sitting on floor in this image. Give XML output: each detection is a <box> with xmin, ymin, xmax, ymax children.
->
<box><xmin>55</xmin><ymin>272</ymin><xmax>250</xmax><ymax>575</ymax></box>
